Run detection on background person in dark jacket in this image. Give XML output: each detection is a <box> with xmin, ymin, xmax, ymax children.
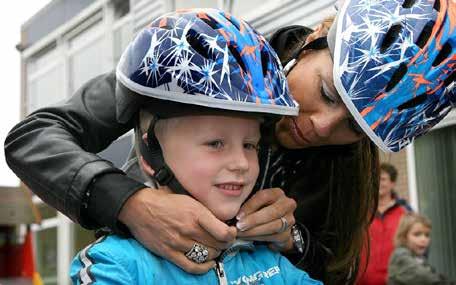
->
<box><xmin>388</xmin><ymin>213</ymin><xmax>453</xmax><ymax>285</ymax></box>
<box><xmin>358</xmin><ymin>163</ymin><xmax>412</xmax><ymax>285</ymax></box>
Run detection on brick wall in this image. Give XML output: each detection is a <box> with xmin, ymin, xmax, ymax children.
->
<box><xmin>379</xmin><ymin>149</ymin><xmax>410</xmax><ymax>201</ymax></box>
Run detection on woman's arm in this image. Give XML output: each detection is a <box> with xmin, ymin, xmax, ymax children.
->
<box><xmin>4</xmin><ymin>71</ymin><xmax>235</xmax><ymax>273</ymax></box>
<box><xmin>4</xmin><ymin>71</ymin><xmax>142</xmax><ymax>230</ymax></box>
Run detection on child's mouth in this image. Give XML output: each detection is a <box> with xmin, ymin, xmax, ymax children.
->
<box><xmin>215</xmin><ymin>183</ymin><xmax>244</xmax><ymax>197</ymax></box>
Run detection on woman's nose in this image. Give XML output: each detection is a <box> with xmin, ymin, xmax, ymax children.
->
<box><xmin>310</xmin><ymin>106</ymin><xmax>348</xmax><ymax>138</ymax></box>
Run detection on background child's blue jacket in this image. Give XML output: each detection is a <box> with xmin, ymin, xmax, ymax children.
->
<box><xmin>71</xmin><ymin>235</ymin><xmax>322</xmax><ymax>285</ymax></box>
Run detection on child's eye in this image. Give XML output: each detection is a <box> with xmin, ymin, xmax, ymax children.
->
<box><xmin>244</xmin><ymin>142</ymin><xmax>259</xmax><ymax>151</ymax></box>
<box><xmin>207</xmin><ymin>140</ymin><xmax>224</xmax><ymax>149</ymax></box>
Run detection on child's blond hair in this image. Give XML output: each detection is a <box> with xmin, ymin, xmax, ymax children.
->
<box><xmin>394</xmin><ymin>213</ymin><xmax>432</xmax><ymax>247</ymax></box>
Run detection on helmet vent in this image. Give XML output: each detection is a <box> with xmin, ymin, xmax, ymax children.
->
<box><xmin>398</xmin><ymin>94</ymin><xmax>427</xmax><ymax>111</ymax></box>
<box><xmin>415</xmin><ymin>20</ymin><xmax>434</xmax><ymax>49</ymax></box>
<box><xmin>381</xmin><ymin>24</ymin><xmax>403</xmax><ymax>52</ymax></box>
<box><xmin>402</xmin><ymin>0</ymin><xmax>417</xmax><ymax>8</ymax></box>
<box><xmin>260</xmin><ymin>49</ymin><xmax>270</xmax><ymax>77</ymax></box>
<box><xmin>228</xmin><ymin>45</ymin><xmax>247</xmax><ymax>73</ymax></box>
<box><xmin>186</xmin><ymin>30</ymin><xmax>214</xmax><ymax>60</ymax></box>
<box><xmin>432</xmin><ymin>42</ymin><xmax>451</xmax><ymax>67</ymax></box>
<box><xmin>385</xmin><ymin>63</ymin><xmax>408</xmax><ymax>92</ymax></box>
<box><xmin>220</xmin><ymin>13</ymin><xmax>241</xmax><ymax>31</ymax></box>
<box><xmin>443</xmin><ymin>70</ymin><xmax>455</xmax><ymax>88</ymax></box>
<box><xmin>200</xmin><ymin>16</ymin><xmax>219</xmax><ymax>30</ymax></box>
<box><xmin>433</xmin><ymin>0</ymin><xmax>440</xmax><ymax>11</ymax></box>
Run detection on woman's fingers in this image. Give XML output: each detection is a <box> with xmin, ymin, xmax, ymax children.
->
<box><xmin>237</xmin><ymin>212</ymin><xmax>295</xmax><ymax>237</ymax></box>
<box><xmin>118</xmin><ymin>188</ymin><xmax>231</xmax><ymax>274</ymax></box>
<box><xmin>197</xmin><ymin>210</ymin><xmax>237</xmax><ymax>248</ymax></box>
<box><xmin>238</xmin><ymin>188</ymin><xmax>287</xmax><ymax>218</ymax></box>
<box><xmin>235</xmin><ymin>188</ymin><xmax>297</xmax><ymax>253</ymax></box>
<box><xmin>165</xmin><ymin>246</ymin><xmax>217</xmax><ymax>275</ymax></box>
<box><xmin>237</xmin><ymin>189</ymin><xmax>297</xmax><ymax>232</ymax></box>
<box><xmin>174</xmin><ymin>239</ymin><xmax>221</xmax><ymax>264</ymax></box>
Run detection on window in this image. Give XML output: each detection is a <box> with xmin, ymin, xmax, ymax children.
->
<box><xmin>69</xmin><ymin>20</ymin><xmax>112</xmax><ymax>93</ymax></box>
<box><xmin>69</xmin><ymin>37</ymin><xmax>108</xmax><ymax>93</ymax></box>
<box><xmin>27</xmin><ymin>63</ymin><xmax>64</xmax><ymax>114</ymax></box>
<box><xmin>113</xmin><ymin>18</ymin><xmax>134</xmax><ymax>64</ymax></box>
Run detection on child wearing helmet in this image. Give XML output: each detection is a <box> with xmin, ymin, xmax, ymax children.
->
<box><xmin>70</xmin><ymin>9</ymin><xmax>321</xmax><ymax>285</ymax></box>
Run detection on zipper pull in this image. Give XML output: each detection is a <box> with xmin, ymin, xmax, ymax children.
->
<box><xmin>215</xmin><ymin>261</ymin><xmax>228</xmax><ymax>285</ymax></box>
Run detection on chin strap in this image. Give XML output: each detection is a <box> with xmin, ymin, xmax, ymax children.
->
<box><xmin>136</xmin><ymin>120</ymin><xmax>187</xmax><ymax>195</ymax></box>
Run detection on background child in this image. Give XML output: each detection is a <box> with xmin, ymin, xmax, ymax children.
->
<box><xmin>70</xmin><ymin>8</ymin><xmax>321</xmax><ymax>285</ymax></box>
<box><xmin>388</xmin><ymin>213</ymin><xmax>452</xmax><ymax>284</ymax></box>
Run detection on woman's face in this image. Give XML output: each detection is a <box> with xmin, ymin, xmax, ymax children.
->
<box><xmin>275</xmin><ymin>48</ymin><xmax>364</xmax><ymax>149</ymax></box>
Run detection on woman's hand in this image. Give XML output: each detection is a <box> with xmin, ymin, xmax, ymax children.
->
<box><xmin>236</xmin><ymin>188</ymin><xmax>297</xmax><ymax>252</ymax></box>
<box><xmin>118</xmin><ymin>187</ymin><xmax>237</xmax><ymax>274</ymax></box>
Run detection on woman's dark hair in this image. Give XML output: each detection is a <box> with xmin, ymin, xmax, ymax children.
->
<box><xmin>270</xmin><ymin>20</ymin><xmax>380</xmax><ymax>284</ymax></box>
<box><xmin>282</xmin><ymin>140</ymin><xmax>379</xmax><ymax>284</ymax></box>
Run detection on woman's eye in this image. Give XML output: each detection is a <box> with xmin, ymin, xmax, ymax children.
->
<box><xmin>320</xmin><ymin>86</ymin><xmax>337</xmax><ymax>105</ymax></box>
<box><xmin>244</xmin><ymin>142</ymin><xmax>259</xmax><ymax>150</ymax></box>
<box><xmin>207</xmin><ymin>140</ymin><xmax>224</xmax><ymax>149</ymax></box>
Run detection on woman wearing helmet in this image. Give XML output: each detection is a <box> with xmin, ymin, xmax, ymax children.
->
<box><xmin>5</xmin><ymin>1</ymin><xmax>455</xmax><ymax>284</ymax></box>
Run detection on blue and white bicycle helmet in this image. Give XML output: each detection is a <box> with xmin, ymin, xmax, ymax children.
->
<box><xmin>116</xmin><ymin>8</ymin><xmax>298</xmax><ymax>123</ymax></box>
<box><xmin>329</xmin><ymin>0</ymin><xmax>455</xmax><ymax>152</ymax></box>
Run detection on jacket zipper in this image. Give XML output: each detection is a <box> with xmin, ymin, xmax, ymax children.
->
<box><xmin>215</xmin><ymin>260</ymin><xmax>228</xmax><ymax>285</ymax></box>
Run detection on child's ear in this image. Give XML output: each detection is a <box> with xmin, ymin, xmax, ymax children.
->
<box><xmin>140</xmin><ymin>155</ymin><xmax>155</xmax><ymax>176</ymax></box>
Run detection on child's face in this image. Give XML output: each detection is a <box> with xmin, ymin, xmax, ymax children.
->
<box><xmin>406</xmin><ymin>222</ymin><xmax>431</xmax><ymax>256</ymax></box>
<box><xmin>158</xmin><ymin>115</ymin><xmax>261</xmax><ymax>221</ymax></box>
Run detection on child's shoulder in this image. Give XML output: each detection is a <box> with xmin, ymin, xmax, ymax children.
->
<box><xmin>81</xmin><ymin>235</ymin><xmax>149</xmax><ymax>262</ymax></box>
<box><xmin>391</xmin><ymin>246</ymin><xmax>412</xmax><ymax>257</ymax></box>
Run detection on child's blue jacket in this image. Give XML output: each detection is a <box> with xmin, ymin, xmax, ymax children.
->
<box><xmin>71</xmin><ymin>235</ymin><xmax>322</xmax><ymax>285</ymax></box>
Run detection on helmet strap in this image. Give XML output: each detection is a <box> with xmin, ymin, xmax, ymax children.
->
<box><xmin>136</xmin><ymin>120</ymin><xmax>188</xmax><ymax>195</ymax></box>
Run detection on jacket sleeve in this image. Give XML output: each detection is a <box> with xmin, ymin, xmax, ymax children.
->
<box><xmin>4</xmin><ymin>71</ymin><xmax>146</xmax><ymax>231</ymax></box>
<box><xmin>388</xmin><ymin>249</ymin><xmax>443</xmax><ymax>284</ymax></box>
<box><xmin>70</xmin><ymin>239</ymin><xmax>135</xmax><ymax>284</ymax></box>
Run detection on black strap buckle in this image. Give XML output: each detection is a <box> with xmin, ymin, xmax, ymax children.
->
<box><xmin>154</xmin><ymin>166</ymin><xmax>174</xmax><ymax>185</ymax></box>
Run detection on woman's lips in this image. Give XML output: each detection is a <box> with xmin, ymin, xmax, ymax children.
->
<box><xmin>215</xmin><ymin>183</ymin><xmax>244</xmax><ymax>197</ymax></box>
<box><xmin>290</xmin><ymin>118</ymin><xmax>312</xmax><ymax>145</ymax></box>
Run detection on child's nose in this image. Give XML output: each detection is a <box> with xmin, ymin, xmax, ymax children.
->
<box><xmin>228</xmin><ymin>148</ymin><xmax>249</xmax><ymax>172</ymax></box>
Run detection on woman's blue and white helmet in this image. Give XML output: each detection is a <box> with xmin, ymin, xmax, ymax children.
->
<box><xmin>116</xmin><ymin>8</ymin><xmax>298</xmax><ymax>122</ymax></box>
<box><xmin>329</xmin><ymin>0</ymin><xmax>455</xmax><ymax>152</ymax></box>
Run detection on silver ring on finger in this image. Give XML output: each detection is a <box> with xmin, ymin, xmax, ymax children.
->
<box><xmin>185</xmin><ymin>243</ymin><xmax>209</xmax><ymax>264</ymax></box>
<box><xmin>278</xmin><ymin>216</ymin><xmax>288</xmax><ymax>233</ymax></box>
